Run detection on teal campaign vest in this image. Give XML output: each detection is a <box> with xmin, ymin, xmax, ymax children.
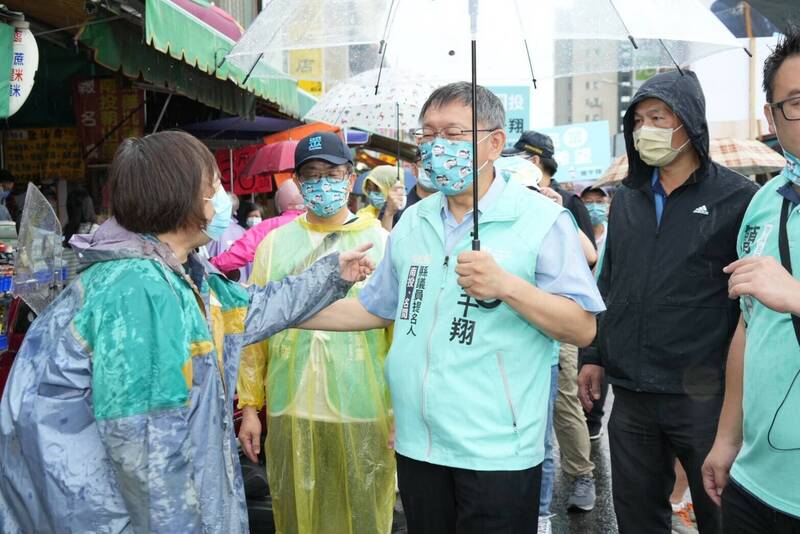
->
<box><xmin>730</xmin><ymin>172</ymin><xmax>800</xmax><ymax>517</ymax></box>
<box><xmin>386</xmin><ymin>178</ymin><xmax>564</xmax><ymax>471</ymax></box>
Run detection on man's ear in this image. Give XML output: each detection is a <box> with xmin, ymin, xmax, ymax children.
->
<box><xmin>765</xmin><ymin>104</ymin><xmax>777</xmax><ymax>135</ymax></box>
<box><xmin>489</xmin><ymin>130</ymin><xmax>507</xmax><ymax>160</ymax></box>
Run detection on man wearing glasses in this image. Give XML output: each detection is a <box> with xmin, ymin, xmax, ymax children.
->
<box><xmin>578</xmin><ymin>70</ymin><xmax>758</xmax><ymax>533</ymax></box>
<box><xmin>237</xmin><ymin>132</ymin><xmax>396</xmax><ymax>534</ymax></box>
<box><xmin>300</xmin><ymin>82</ymin><xmax>604</xmax><ymax>532</ymax></box>
<box><xmin>703</xmin><ymin>28</ymin><xmax>800</xmax><ymax>533</ymax></box>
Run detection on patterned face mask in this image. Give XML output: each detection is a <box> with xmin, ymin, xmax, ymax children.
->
<box><xmin>300</xmin><ymin>177</ymin><xmax>350</xmax><ymax>218</ymax></box>
<box><xmin>420</xmin><ymin>137</ymin><xmax>490</xmax><ymax>196</ymax></box>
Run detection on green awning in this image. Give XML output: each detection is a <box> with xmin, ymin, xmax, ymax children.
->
<box><xmin>80</xmin><ymin>19</ymin><xmax>258</xmax><ymax>118</ymax></box>
<box><xmin>144</xmin><ymin>0</ymin><xmax>304</xmax><ymax>119</ymax></box>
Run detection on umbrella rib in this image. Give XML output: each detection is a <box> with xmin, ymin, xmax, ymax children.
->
<box><xmin>658</xmin><ymin>39</ymin><xmax>684</xmax><ymax>75</ymax></box>
<box><xmin>510</xmin><ymin>0</ymin><xmax>537</xmax><ymax>89</ymax></box>
<box><xmin>375</xmin><ymin>0</ymin><xmax>401</xmax><ymax>95</ymax></box>
<box><xmin>608</xmin><ymin>0</ymin><xmax>639</xmax><ymax>49</ymax></box>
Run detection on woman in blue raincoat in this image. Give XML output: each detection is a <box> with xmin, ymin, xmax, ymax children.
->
<box><xmin>0</xmin><ymin>131</ymin><xmax>374</xmax><ymax>534</ymax></box>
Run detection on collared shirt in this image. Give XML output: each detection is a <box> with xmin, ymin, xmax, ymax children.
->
<box><xmin>359</xmin><ymin>176</ymin><xmax>606</xmax><ymax>319</ymax></box>
<box><xmin>651</xmin><ymin>168</ymin><xmax>667</xmax><ymax>226</ymax></box>
<box><xmin>777</xmin><ymin>181</ymin><xmax>800</xmax><ymax>207</ymax></box>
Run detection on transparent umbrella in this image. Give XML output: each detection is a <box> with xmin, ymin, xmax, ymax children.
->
<box><xmin>227</xmin><ymin>0</ymin><xmax>742</xmax><ymax>84</ymax></box>
<box><xmin>228</xmin><ymin>0</ymin><xmax>740</xmax><ymax>248</ymax></box>
<box><xmin>13</xmin><ymin>184</ymin><xmax>63</xmax><ymax>315</ymax></box>
<box><xmin>304</xmin><ymin>68</ymin><xmax>440</xmax><ymax>142</ymax></box>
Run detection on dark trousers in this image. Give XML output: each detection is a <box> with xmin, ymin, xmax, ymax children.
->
<box><xmin>396</xmin><ymin>454</ymin><xmax>542</xmax><ymax>534</ymax></box>
<box><xmin>722</xmin><ymin>480</ymin><xmax>800</xmax><ymax>534</ymax></box>
<box><xmin>586</xmin><ymin>379</ymin><xmax>608</xmax><ymax>431</ymax></box>
<box><xmin>609</xmin><ymin>387</ymin><xmax>723</xmax><ymax>534</ymax></box>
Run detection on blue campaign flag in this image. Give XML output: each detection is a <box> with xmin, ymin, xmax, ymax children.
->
<box><xmin>538</xmin><ymin>120</ymin><xmax>612</xmax><ymax>182</ymax></box>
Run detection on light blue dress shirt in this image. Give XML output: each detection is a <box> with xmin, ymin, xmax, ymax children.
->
<box><xmin>359</xmin><ymin>176</ymin><xmax>605</xmax><ymax>320</ymax></box>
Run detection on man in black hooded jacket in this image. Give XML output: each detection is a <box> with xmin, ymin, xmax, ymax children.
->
<box><xmin>578</xmin><ymin>70</ymin><xmax>758</xmax><ymax>533</ymax></box>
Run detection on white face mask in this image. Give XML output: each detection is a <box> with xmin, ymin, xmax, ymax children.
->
<box><xmin>633</xmin><ymin>124</ymin><xmax>691</xmax><ymax>167</ymax></box>
<box><xmin>246</xmin><ymin>216</ymin><xmax>262</xmax><ymax>228</ymax></box>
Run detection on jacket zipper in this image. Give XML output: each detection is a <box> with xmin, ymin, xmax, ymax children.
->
<box><xmin>496</xmin><ymin>352</ymin><xmax>519</xmax><ymax>436</ymax></box>
<box><xmin>421</xmin><ymin>255</ymin><xmax>450</xmax><ymax>458</ymax></box>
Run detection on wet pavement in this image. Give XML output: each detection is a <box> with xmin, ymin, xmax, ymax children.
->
<box><xmin>549</xmin><ymin>395</ymin><xmax>618</xmax><ymax>534</ymax></box>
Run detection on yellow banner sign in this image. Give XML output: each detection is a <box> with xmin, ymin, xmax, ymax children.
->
<box><xmin>4</xmin><ymin>127</ymin><xmax>85</xmax><ymax>181</ymax></box>
<box><xmin>289</xmin><ymin>49</ymin><xmax>324</xmax><ymax>97</ymax></box>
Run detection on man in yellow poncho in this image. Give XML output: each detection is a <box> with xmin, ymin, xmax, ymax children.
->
<box><xmin>238</xmin><ymin>132</ymin><xmax>395</xmax><ymax>534</ymax></box>
<box><xmin>357</xmin><ymin>164</ymin><xmax>406</xmax><ymax>231</ymax></box>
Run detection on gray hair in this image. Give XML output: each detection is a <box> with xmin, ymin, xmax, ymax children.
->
<box><xmin>228</xmin><ymin>192</ymin><xmax>240</xmax><ymax>213</ymax></box>
<box><xmin>419</xmin><ymin>82</ymin><xmax>505</xmax><ymax>130</ymax></box>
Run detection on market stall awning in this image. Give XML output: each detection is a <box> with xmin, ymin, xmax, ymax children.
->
<box><xmin>144</xmin><ymin>0</ymin><xmax>308</xmax><ymax>119</ymax></box>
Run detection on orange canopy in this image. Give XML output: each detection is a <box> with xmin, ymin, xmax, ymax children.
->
<box><xmin>264</xmin><ymin>122</ymin><xmax>340</xmax><ymax>144</ymax></box>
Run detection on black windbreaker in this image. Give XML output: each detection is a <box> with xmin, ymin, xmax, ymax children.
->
<box><xmin>584</xmin><ymin>70</ymin><xmax>759</xmax><ymax>396</ymax></box>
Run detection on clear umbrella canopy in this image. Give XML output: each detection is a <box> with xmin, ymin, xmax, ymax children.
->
<box><xmin>303</xmin><ymin>68</ymin><xmax>440</xmax><ymax>141</ymax></box>
<box><xmin>227</xmin><ymin>0</ymin><xmax>741</xmax><ymax>84</ymax></box>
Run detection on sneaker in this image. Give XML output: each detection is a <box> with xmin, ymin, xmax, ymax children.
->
<box><xmin>587</xmin><ymin>421</ymin><xmax>604</xmax><ymax>441</ymax></box>
<box><xmin>671</xmin><ymin>502</ymin><xmax>698</xmax><ymax>534</ymax></box>
<box><xmin>567</xmin><ymin>475</ymin><xmax>596</xmax><ymax>512</ymax></box>
<box><xmin>537</xmin><ymin>516</ymin><xmax>552</xmax><ymax>534</ymax></box>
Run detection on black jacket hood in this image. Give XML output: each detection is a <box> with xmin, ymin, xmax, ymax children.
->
<box><xmin>622</xmin><ymin>70</ymin><xmax>710</xmax><ymax>189</ymax></box>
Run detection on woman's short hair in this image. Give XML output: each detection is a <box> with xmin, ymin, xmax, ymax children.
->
<box><xmin>109</xmin><ymin>131</ymin><xmax>217</xmax><ymax>234</ymax></box>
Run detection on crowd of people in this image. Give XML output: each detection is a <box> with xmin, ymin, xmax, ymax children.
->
<box><xmin>0</xmin><ymin>24</ymin><xmax>798</xmax><ymax>534</ymax></box>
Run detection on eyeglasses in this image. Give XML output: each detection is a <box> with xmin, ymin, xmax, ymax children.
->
<box><xmin>411</xmin><ymin>127</ymin><xmax>496</xmax><ymax>144</ymax></box>
<box><xmin>296</xmin><ymin>168</ymin><xmax>351</xmax><ymax>182</ymax></box>
<box><xmin>770</xmin><ymin>95</ymin><xmax>800</xmax><ymax>121</ymax></box>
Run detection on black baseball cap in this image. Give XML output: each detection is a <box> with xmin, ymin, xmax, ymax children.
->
<box><xmin>502</xmin><ymin>131</ymin><xmax>555</xmax><ymax>159</ymax></box>
<box><xmin>294</xmin><ymin>131</ymin><xmax>353</xmax><ymax>169</ymax></box>
<box><xmin>580</xmin><ymin>186</ymin><xmax>608</xmax><ymax>198</ymax></box>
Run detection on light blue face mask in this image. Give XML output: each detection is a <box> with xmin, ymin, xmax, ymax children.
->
<box><xmin>367</xmin><ymin>191</ymin><xmax>386</xmax><ymax>210</ymax></box>
<box><xmin>416</xmin><ymin>167</ymin><xmax>437</xmax><ymax>192</ymax></box>
<box><xmin>300</xmin><ymin>177</ymin><xmax>350</xmax><ymax>218</ymax></box>
<box><xmin>420</xmin><ymin>137</ymin><xmax>489</xmax><ymax>196</ymax></box>
<box><xmin>783</xmin><ymin>148</ymin><xmax>800</xmax><ymax>187</ymax></box>
<box><xmin>585</xmin><ymin>202</ymin><xmax>609</xmax><ymax>226</ymax></box>
<box><xmin>203</xmin><ymin>187</ymin><xmax>232</xmax><ymax>241</ymax></box>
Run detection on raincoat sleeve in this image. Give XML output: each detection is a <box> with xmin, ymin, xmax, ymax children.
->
<box><xmin>241</xmin><ymin>252</ymin><xmax>352</xmax><ymax>347</ymax></box>
<box><xmin>83</xmin><ymin>279</ymin><xmax>201</xmax><ymax>533</ymax></box>
<box><xmin>211</xmin><ymin>221</ymin><xmax>271</xmax><ymax>272</ymax></box>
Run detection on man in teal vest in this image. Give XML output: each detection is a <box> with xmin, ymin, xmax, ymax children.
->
<box><xmin>302</xmin><ymin>82</ymin><xmax>604</xmax><ymax>533</ymax></box>
<box><xmin>702</xmin><ymin>27</ymin><xmax>800</xmax><ymax>533</ymax></box>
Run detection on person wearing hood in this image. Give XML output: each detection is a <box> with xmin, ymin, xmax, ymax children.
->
<box><xmin>358</xmin><ymin>164</ymin><xmax>407</xmax><ymax>231</ymax></box>
<box><xmin>391</xmin><ymin>164</ymin><xmax>438</xmax><ymax>226</ymax></box>
<box><xmin>0</xmin><ymin>131</ymin><xmax>375</xmax><ymax>534</ymax></box>
<box><xmin>577</xmin><ymin>70</ymin><xmax>758</xmax><ymax>534</ymax></box>
<box><xmin>237</xmin><ymin>132</ymin><xmax>395</xmax><ymax>534</ymax></box>
<box><xmin>210</xmin><ymin>180</ymin><xmax>305</xmax><ymax>276</ymax></box>
<box><xmin>703</xmin><ymin>27</ymin><xmax>800</xmax><ymax>532</ymax></box>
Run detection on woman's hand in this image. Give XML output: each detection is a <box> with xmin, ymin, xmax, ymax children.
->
<box><xmin>339</xmin><ymin>243</ymin><xmax>376</xmax><ymax>283</ymax></box>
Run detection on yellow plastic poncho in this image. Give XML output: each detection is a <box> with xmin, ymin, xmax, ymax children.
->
<box><xmin>357</xmin><ymin>165</ymin><xmax>403</xmax><ymax>220</ymax></box>
<box><xmin>238</xmin><ymin>214</ymin><xmax>395</xmax><ymax>534</ymax></box>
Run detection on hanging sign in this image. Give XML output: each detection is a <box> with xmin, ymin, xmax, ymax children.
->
<box><xmin>5</xmin><ymin>22</ymin><xmax>39</xmax><ymax>118</ymax></box>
